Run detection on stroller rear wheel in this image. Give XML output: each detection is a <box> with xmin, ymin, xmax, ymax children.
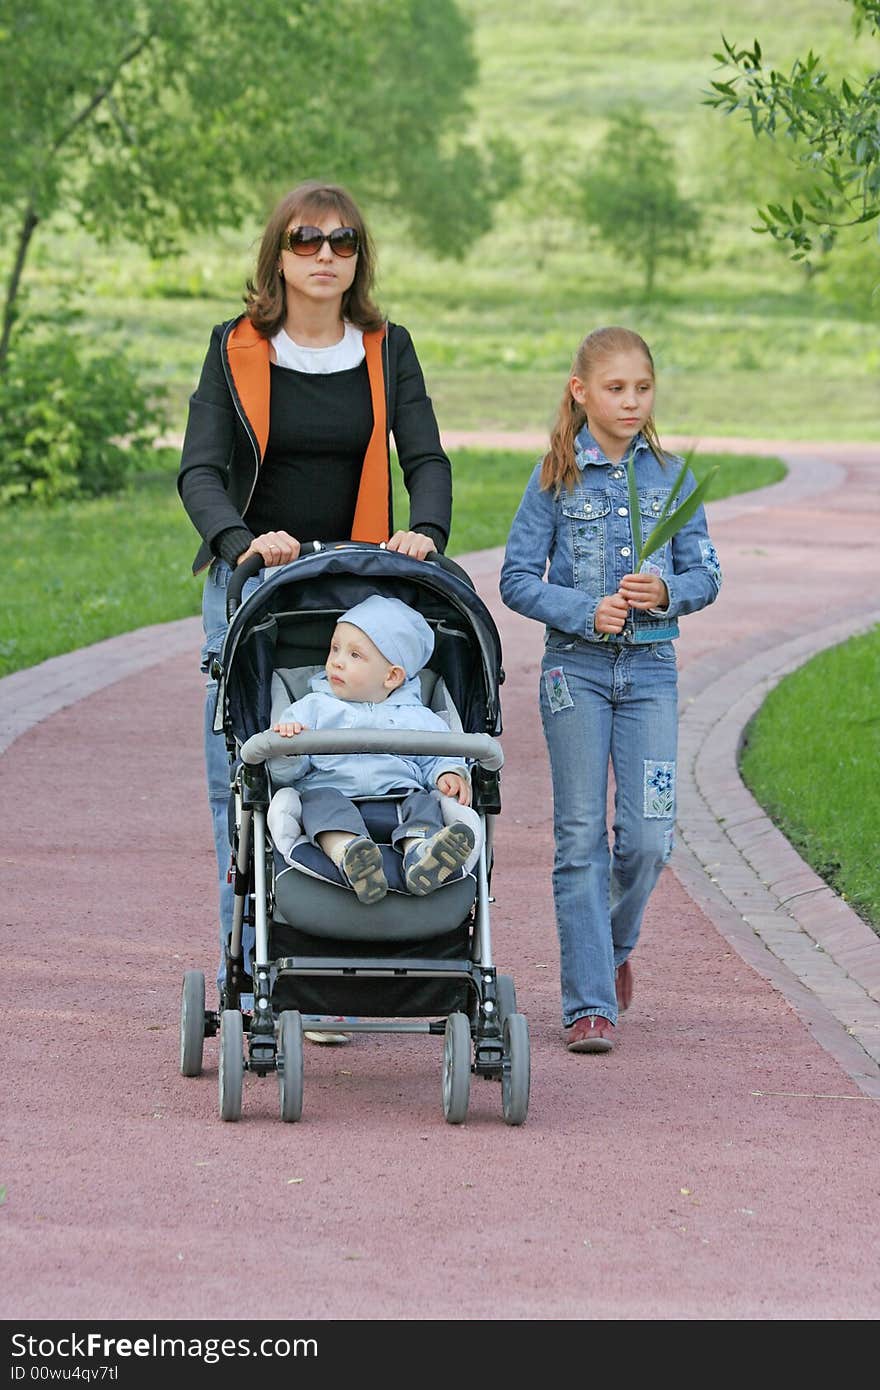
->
<box><xmin>501</xmin><ymin>1013</ymin><xmax>530</xmax><ymax>1127</ymax></box>
<box><xmin>442</xmin><ymin>1012</ymin><xmax>471</xmax><ymax>1124</ymax></box>
<box><xmin>219</xmin><ymin>1009</ymin><xmax>244</xmax><ymax>1121</ymax></box>
<box><xmin>278</xmin><ymin>1010</ymin><xmax>304</xmax><ymax>1122</ymax></box>
<box><xmin>179</xmin><ymin>970</ymin><xmax>205</xmax><ymax>1077</ymax></box>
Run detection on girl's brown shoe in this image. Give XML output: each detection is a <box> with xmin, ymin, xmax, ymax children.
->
<box><xmin>615</xmin><ymin>959</ymin><xmax>633</xmax><ymax>1012</ymax></box>
<box><xmin>566</xmin><ymin>1015</ymin><xmax>615</xmax><ymax>1053</ymax></box>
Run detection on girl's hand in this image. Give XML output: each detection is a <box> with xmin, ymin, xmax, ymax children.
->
<box><xmin>272</xmin><ymin>721</ymin><xmax>309</xmax><ymax>738</ymax></box>
<box><xmin>239</xmin><ymin>531</ymin><xmax>301</xmax><ymax>567</ymax></box>
<box><xmin>619</xmin><ymin>572</ymin><xmax>669</xmax><ymax>611</ymax></box>
<box><xmin>386</xmin><ymin>530</ymin><xmax>437</xmax><ymax>560</ymax></box>
<box><xmin>436</xmin><ymin>771</ymin><xmax>472</xmax><ymax>807</ymax></box>
<box><xmin>594</xmin><ymin>593</ymin><xmax>629</xmax><ymax>635</ymax></box>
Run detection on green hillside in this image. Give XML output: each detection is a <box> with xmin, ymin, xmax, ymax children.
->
<box><xmin>10</xmin><ymin>0</ymin><xmax>879</xmax><ymax>443</ymax></box>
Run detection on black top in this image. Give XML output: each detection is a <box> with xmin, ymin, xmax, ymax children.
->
<box><xmin>244</xmin><ymin>362</ymin><xmax>373</xmax><ymax>545</ymax></box>
<box><xmin>177</xmin><ymin>317</ymin><xmax>452</xmax><ymax>572</ymax></box>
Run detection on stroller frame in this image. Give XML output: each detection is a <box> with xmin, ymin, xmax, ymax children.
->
<box><xmin>180</xmin><ymin>543</ymin><xmax>530</xmax><ymax>1126</ymax></box>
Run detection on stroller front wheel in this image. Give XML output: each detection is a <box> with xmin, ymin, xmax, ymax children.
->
<box><xmin>442</xmin><ymin>1012</ymin><xmax>471</xmax><ymax>1125</ymax></box>
<box><xmin>179</xmin><ymin>970</ymin><xmax>205</xmax><ymax>1077</ymax></box>
<box><xmin>278</xmin><ymin>1010</ymin><xmax>304</xmax><ymax>1123</ymax></box>
<box><xmin>219</xmin><ymin>1009</ymin><xmax>244</xmax><ymax>1121</ymax></box>
<box><xmin>501</xmin><ymin>1013</ymin><xmax>530</xmax><ymax>1127</ymax></box>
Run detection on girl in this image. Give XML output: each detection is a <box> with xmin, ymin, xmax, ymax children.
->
<box><xmin>499</xmin><ymin>327</ymin><xmax>721</xmax><ymax>1053</ymax></box>
<box><xmin>178</xmin><ymin>179</ymin><xmax>452</xmax><ymax>1035</ymax></box>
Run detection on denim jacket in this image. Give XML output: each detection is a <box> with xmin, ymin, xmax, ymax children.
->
<box><xmin>499</xmin><ymin>428</ymin><xmax>722</xmax><ymax>645</ymax></box>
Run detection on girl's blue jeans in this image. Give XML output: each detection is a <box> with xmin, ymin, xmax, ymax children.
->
<box><xmin>539</xmin><ymin>634</ymin><xmax>679</xmax><ymax>1028</ymax></box>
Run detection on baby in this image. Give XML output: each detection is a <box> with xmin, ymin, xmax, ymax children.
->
<box><xmin>270</xmin><ymin>594</ymin><xmax>475</xmax><ymax>904</ymax></box>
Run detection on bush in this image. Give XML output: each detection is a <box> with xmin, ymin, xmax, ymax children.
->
<box><xmin>0</xmin><ymin>328</ymin><xmax>162</xmax><ymax>504</ymax></box>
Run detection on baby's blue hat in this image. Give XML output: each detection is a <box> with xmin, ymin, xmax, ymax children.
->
<box><xmin>339</xmin><ymin>595</ymin><xmax>434</xmax><ymax>678</ymax></box>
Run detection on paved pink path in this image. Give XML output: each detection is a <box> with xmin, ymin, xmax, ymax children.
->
<box><xmin>2</xmin><ymin>439</ymin><xmax>879</xmax><ymax>1321</ymax></box>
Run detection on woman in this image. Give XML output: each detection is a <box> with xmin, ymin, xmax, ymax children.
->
<box><xmin>178</xmin><ymin>179</ymin><xmax>453</xmax><ymax>1028</ymax></box>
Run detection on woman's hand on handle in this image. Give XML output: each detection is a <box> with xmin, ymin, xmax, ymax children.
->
<box><xmin>238</xmin><ymin>531</ymin><xmax>301</xmax><ymax>567</ymax></box>
<box><xmin>386</xmin><ymin>530</ymin><xmax>437</xmax><ymax>560</ymax></box>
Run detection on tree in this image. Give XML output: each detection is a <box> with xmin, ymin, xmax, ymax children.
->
<box><xmin>577</xmin><ymin>106</ymin><xmax>703</xmax><ymax>295</ymax></box>
<box><xmin>0</xmin><ymin>0</ymin><xmax>519</xmax><ymax>368</ymax></box>
<box><xmin>705</xmin><ymin>0</ymin><xmax>880</xmax><ymax>268</ymax></box>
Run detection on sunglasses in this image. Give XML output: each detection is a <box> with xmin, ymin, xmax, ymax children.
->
<box><xmin>282</xmin><ymin>225</ymin><xmax>360</xmax><ymax>258</ymax></box>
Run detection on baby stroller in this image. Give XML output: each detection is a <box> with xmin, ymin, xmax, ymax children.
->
<box><xmin>179</xmin><ymin>542</ymin><xmax>530</xmax><ymax>1126</ymax></box>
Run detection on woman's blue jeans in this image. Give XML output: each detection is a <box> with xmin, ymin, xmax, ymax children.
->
<box><xmin>201</xmin><ymin>559</ymin><xmax>265</xmax><ymax>993</ymax></box>
<box><xmin>539</xmin><ymin>635</ymin><xmax>679</xmax><ymax>1028</ymax></box>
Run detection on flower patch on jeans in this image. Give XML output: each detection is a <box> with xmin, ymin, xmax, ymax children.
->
<box><xmin>544</xmin><ymin>666</ymin><xmax>574</xmax><ymax>713</ymax></box>
<box><xmin>644</xmin><ymin>759</ymin><xmax>675</xmax><ymax>818</ymax></box>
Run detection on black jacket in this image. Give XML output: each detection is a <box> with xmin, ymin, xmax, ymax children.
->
<box><xmin>177</xmin><ymin>315</ymin><xmax>452</xmax><ymax>573</ymax></box>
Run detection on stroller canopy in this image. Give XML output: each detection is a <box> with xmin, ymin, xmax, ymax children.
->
<box><xmin>217</xmin><ymin>544</ymin><xmax>504</xmax><ymax>747</ymax></box>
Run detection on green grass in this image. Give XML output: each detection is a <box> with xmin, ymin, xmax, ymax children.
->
<box><xmin>739</xmin><ymin>626</ymin><xmax>880</xmax><ymax>930</ymax></box>
<box><xmin>0</xmin><ymin>461</ymin><xmax>202</xmax><ymax>676</ymax></box>
<box><xmin>434</xmin><ymin>448</ymin><xmax>785</xmax><ymax>554</ymax></box>
<box><xmin>0</xmin><ymin>448</ymin><xmax>780</xmax><ymax>678</ymax></box>
<box><xmin>59</xmin><ymin>227</ymin><xmax>880</xmax><ymax>444</ymax></box>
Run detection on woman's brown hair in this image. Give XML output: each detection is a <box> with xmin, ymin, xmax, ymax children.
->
<box><xmin>540</xmin><ymin>326</ymin><xmax>667</xmax><ymax>493</ymax></box>
<box><xmin>244</xmin><ymin>180</ymin><xmax>385</xmax><ymax>336</ymax></box>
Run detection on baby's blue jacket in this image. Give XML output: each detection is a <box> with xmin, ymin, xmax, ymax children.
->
<box><xmin>268</xmin><ymin>672</ymin><xmax>467</xmax><ymax>797</ymax></box>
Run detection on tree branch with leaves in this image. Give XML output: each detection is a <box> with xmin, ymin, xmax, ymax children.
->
<box><xmin>0</xmin><ymin>0</ymin><xmax>520</xmax><ymax>503</ymax></box>
<box><xmin>704</xmin><ymin>0</ymin><xmax>880</xmax><ymax>268</ymax></box>
<box><xmin>0</xmin><ymin>0</ymin><xmax>520</xmax><ymax>371</ymax></box>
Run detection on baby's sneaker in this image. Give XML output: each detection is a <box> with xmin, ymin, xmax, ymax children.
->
<box><xmin>339</xmin><ymin>836</ymin><xmax>388</xmax><ymax>905</ymax></box>
<box><xmin>403</xmin><ymin>823</ymin><xmax>475</xmax><ymax>896</ymax></box>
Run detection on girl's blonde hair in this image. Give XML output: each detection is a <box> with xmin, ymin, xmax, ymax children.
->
<box><xmin>540</xmin><ymin>326</ymin><xmax>667</xmax><ymax>493</ymax></box>
<box><xmin>244</xmin><ymin>180</ymin><xmax>385</xmax><ymax>336</ymax></box>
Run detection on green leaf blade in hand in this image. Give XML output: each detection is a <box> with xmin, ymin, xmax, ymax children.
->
<box><xmin>653</xmin><ymin>460</ymin><xmax>690</xmax><ymax>528</ymax></box>
<box><xmin>638</xmin><ymin>468</ymin><xmax>718</xmax><ymax>563</ymax></box>
<box><xmin>626</xmin><ymin>457</ymin><xmax>643</xmax><ymax>566</ymax></box>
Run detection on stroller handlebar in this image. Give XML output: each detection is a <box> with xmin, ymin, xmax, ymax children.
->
<box><xmin>225</xmin><ymin>541</ymin><xmax>470</xmax><ymax>620</ymax></box>
<box><xmin>240</xmin><ymin>728</ymin><xmax>504</xmax><ymax>773</ymax></box>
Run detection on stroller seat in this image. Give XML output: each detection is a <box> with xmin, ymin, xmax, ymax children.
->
<box><xmin>266</xmin><ymin>665</ymin><xmax>482</xmax><ymax>941</ymax></box>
